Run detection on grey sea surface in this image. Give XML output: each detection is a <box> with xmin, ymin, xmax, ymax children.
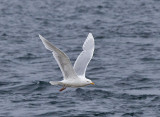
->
<box><xmin>1</xmin><ymin>0</ymin><xmax>160</xmax><ymax>117</ymax></box>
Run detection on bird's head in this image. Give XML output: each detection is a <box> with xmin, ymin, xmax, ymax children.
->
<box><xmin>85</xmin><ymin>79</ymin><xmax>95</xmax><ymax>85</ymax></box>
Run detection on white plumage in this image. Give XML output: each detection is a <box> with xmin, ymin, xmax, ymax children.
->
<box><xmin>39</xmin><ymin>33</ymin><xmax>95</xmax><ymax>91</ymax></box>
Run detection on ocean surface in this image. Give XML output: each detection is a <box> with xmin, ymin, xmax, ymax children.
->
<box><xmin>1</xmin><ymin>0</ymin><xmax>160</xmax><ymax>117</ymax></box>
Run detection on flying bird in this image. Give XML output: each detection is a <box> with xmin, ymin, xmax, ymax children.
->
<box><xmin>39</xmin><ymin>33</ymin><xmax>95</xmax><ymax>91</ymax></box>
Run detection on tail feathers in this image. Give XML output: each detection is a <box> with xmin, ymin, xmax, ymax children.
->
<box><xmin>49</xmin><ymin>81</ymin><xmax>60</xmax><ymax>85</ymax></box>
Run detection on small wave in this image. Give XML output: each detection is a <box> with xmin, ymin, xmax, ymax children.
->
<box><xmin>0</xmin><ymin>81</ymin><xmax>10</xmax><ymax>86</ymax></box>
<box><xmin>3</xmin><ymin>81</ymin><xmax>50</xmax><ymax>94</ymax></box>
<box><xmin>35</xmin><ymin>112</ymin><xmax>55</xmax><ymax>117</ymax></box>
<box><xmin>140</xmin><ymin>57</ymin><xmax>160</xmax><ymax>61</ymax></box>
<box><xmin>16</xmin><ymin>53</ymin><xmax>39</xmax><ymax>61</ymax></box>
<box><xmin>151</xmin><ymin>96</ymin><xmax>160</xmax><ymax>102</ymax></box>
<box><xmin>124</xmin><ymin>89</ymin><xmax>160</xmax><ymax>96</ymax></box>
<box><xmin>122</xmin><ymin>111</ymin><xmax>143</xmax><ymax>117</ymax></box>
<box><xmin>74</xmin><ymin>88</ymin><xmax>115</xmax><ymax>101</ymax></box>
<box><xmin>0</xmin><ymin>81</ymin><xmax>21</xmax><ymax>94</ymax></box>
<box><xmin>1</xmin><ymin>33</ymin><xmax>8</xmax><ymax>37</ymax></box>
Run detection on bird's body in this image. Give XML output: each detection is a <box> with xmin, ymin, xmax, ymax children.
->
<box><xmin>39</xmin><ymin>33</ymin><xmax>95</xmax><ymax>91</ymax></box>
<box><xmin>51</xmin><ymin>77</ymin><xmax>91</xmax><ymax>88</ymax></box>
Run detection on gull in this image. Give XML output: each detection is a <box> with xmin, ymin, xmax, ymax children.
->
<box><xmin>39</xmin><ymin>33</ymin><xmax>95</xmax><ymax>91</ymax></box>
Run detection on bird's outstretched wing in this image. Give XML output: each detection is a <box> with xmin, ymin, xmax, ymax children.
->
<box><xmin>39</xmin><ymin>35</ymin><xmax>77</xmax><ymax>80</ymax></box>
<box><xmin>73</xmin><ymin>33</ymin><xmax>95</xmax><ymax>77</ymax></box>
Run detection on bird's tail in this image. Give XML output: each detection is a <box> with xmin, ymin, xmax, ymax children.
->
<box><xmin>49</xmin><ymin>81</ymin><xmax>61</xmax><ymax>85</ymax></box>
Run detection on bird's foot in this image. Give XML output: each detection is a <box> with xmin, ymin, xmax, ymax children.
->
<box><xmin>59</xmin><ymin>87</ymin><xmax>66</xmax><ymax>92</ymax></box>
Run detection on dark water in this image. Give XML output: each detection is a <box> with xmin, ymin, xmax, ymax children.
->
<box><xmin>1</xmin><ymin>0</ymin><xmax>160</xmax><ymax>116</ymax></box>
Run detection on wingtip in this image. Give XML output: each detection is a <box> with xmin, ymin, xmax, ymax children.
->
<box><xmin>88</xmin><ymin>33</ymin><xmax>94</xmax><ymax>39</ymax></box>
<box><xmin>39</xmin><ymin>34</ymin><xmax>46</xmax><ymax>42</ymax></box>
<box><xmin>39</xmin><ymin>34</ymin><xmax>43</xmax><ymax>39</ymax></box>
<box><xmin>88</xmin><ymin>33</ymin><xmax>92</xmax><ymax>35</ymax></box>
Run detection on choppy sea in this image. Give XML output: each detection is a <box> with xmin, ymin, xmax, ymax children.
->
<box><xmin>1</xmin><ymin>0</ymin><xmax>160</xmax><ymax>117</ymax></box>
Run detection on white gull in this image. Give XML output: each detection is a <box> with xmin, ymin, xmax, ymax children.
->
<box><xmin>39</xmin><ymin>33</ymin><xmax>95</xmax><ymax>91</ymax></box>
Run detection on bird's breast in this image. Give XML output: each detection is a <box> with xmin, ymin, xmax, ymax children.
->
<box><xmin>63</xmin><ymin>80</ymin><xmax>87</xmax><ymax>87</ymax></box>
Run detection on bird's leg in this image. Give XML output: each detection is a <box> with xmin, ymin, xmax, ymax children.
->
<box><xmin>59</xmin><ymin>86</ymin><xmax>66</xmax><ymax>92</ymax></box>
